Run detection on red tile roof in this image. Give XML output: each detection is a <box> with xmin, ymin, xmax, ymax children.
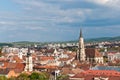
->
<box><xmin>0</xmin><ymin>69</ymin><xmax>9</xmax><ymax>75</ymax></box>
<box><xmin>2</xmin><ymin>62</ymin><xmax>25</xmax><ymax>73</ymax></box>
<box><xmin>39</xmin><ymin>56</ymin><xmax>54</xmax><ymax>61</ymax></box>
<box><xmin>85</xmin><ymin>48</ymin><xmax>102</xmax><ymax>58</ymax></box>
<box><xmin>61</xmin><ymin>68</ymin><xmax>84</xmax><ymax>75</ymax></box>
<box><xmin>85</xmin><ymin>70</ymin><xmax>120</xmax><ymax>77</ymax></box>
<box><xmin>45</xmin><ymin>49</ymin><xmax>54</xmax><ymax>53</ymax></box>
<box><xmin>61</xmin><ymin>68</ymin><xmax>74</xmax><ymax>74</ymax></box>
<box><xmin>34</xmin><ymin>65</ymin><xmax>58</xmax><ymax>69</ymax></box>
<box><xmin>59</xmin><ymin>58</ymin><xmax>72</xmax><ymax>61</ymax></box>
<box><xmin>71</xmin><ymin>70</ymin><xmax>120</xmax><ymax>80</ymax></box>
<box><xmin>12</xmin><ymin>55</ymin><xmax>23</xmax><ymax>63</ymax></box>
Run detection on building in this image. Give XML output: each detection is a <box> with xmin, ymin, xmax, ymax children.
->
<box><xmin>107</xmin><ymin>52</ymin><xmax>120</xmax><ymax>62</ymax></box>
<box><xmin>70</xmin><ymin>70</ymin><xmax>120</xmax><ymax>80</ymax></box>
<box><xmin>24</xmin><ymin>47</ymin><xmax>33</xmax><ymax>72</ymax></box>
<box><xmin>0</xmin><ymin>62</ymin><xmax>25</xmax><ymax>78</ymax></box>
<box><xmin>76</xmin><ymin>29</ymin><xmax>86</xmax><ymax>61</ymax></box>
<box><xmin>85</xmin><ymin>48</ymin><xmax>103</xmax><ymax>63</ymax></box>
<box><xmin>76</xmin><ymin>29</ymin><xmax>103</xmax><ymax>63</ymax></box>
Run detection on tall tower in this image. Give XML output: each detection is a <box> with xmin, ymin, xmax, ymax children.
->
<box><xmin>18</xmin><ymin>49</ymin><xmax>23</xmax><ymax>59</ymax></box>
<box><xmin>24</xmin><ymin>47</ymin><xmax>33</xmax><ymax>72</ymax></box>
<box><xmin>77</xmin><ymin>29</ymin><xmax>86</xmax><ymax>61</ymax></box>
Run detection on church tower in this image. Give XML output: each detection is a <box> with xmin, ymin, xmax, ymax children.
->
<box><xmin>18</xmin><ymin>49</ymin><xmax>23</xmax><ymax>59</ymax></box>
<box><xmin>76</xmin><ymin>29</ymin><xmax>86</xmax><ymax>61</ymax></box>
<box><xmin>24</xmin><ymin>47</ymin><xmax>33</xmax><ymax>72</ymax></box>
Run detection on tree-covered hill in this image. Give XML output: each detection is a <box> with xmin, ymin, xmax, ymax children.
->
<box><xmin>0</xmin><ymin>36</ymin><xmax>119</xmax><ymax>47</ymax></box>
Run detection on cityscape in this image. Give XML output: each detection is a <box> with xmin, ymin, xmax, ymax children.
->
<box><xmin>0</xmin><ymin>0</ymin><xmax>120</xmax><ymax>80</ymax></box>
<box><xmin>0</xmin><ymin>30</ymin><xmax>120</xmax><ymax>80</ymax></box>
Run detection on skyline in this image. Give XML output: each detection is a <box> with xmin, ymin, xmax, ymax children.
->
<box><xmin>0</xmin><ymin>0</ymin><xmax>120</xmax><ymax>42</ymax></box>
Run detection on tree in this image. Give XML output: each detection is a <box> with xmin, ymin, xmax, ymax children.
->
<box><xmin>42</xmin><ymin>72</ymin><xmax>50</xmax><ymax>79</ymax></box>
<box><xmin>7</xmin><ymin>72</ymin><xmax>50</xmax><ymax>80</ymax></box>
<box><xmin>17</xmin><ymin>73</ymin><xmax>30</xmax><ymax>80</ymax></box>
<box><xmin>29</xmin><ymin>72</ymin><xmax>48</xmax><ymax>80</ymax></box>
<box><xmin>0</xmin><ymin>76</ymin><xmax>7</xmax><ymax>80</ymax></box>
<box><xmin>57</xmin><ymin>75</ymin><xmax>69</xmax><ymax>80</ymax></box>
<box><xmin>0</xmin><ymin>48</ymin><xmax>3</xmax><ymax>57</ymax></box>
<box><xmin>7</xmin><ymin>77</ymin><xmax>17</xmax><ymax>80</ymax></box>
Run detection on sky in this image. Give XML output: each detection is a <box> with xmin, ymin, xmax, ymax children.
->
<box><xmin>0</xmin><ymin>0</ymin><xmax>120</xmax><ymax>42</ymax></box>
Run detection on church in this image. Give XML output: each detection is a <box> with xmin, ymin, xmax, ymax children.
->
<box><xmin>76</xmin><ymin>29</ymin><xmax>103</xmax><ymax>63</ymax></box>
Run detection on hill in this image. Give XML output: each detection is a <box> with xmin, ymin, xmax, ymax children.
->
<box><xmin>85</xmin><ymin>36</ymin><xmax>120</xmax><ymax>43</ymax></box>
<box><xmin>0</xmin><ymin>36</ymin><xmax>119</xmax><ymax>47</ymax></box>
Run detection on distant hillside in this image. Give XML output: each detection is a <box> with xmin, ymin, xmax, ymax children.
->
<box><xmin>55</xmin><ymin>36</ymin><xmax>120</xmax><ymax>43</ymax></box>
<box><xmin>0</xmin><ymin>41</ymin><xmax>42</xmax><ymax>47</ymax></box>
<box><xmin>12</xmin><ymin>41</ymin><xmax>42</xmax><ymax>47</ymax></box>
<box><xmin>85</xmin><ymin>36</ymin><xmax>120</xmax><ymax>43</ymax></box>
<box><xmin>12</xmin><ymin>41</ymin><xmax>41</xmax><ymax>44</ymax></box>
<box><xmin>0</xmin><ymin>36</ymin><xmax>119</xmax><ymax>47</ymax></box>
<box><xmin>0</xmin><ymin>43</ymin><xmax>13</xmax><ymax>47</ymax></box>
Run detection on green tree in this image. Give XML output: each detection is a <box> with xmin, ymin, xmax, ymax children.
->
<box><xmin>0</xmin><ymin>48</ymin><xmax>3</xmax><ymax>57</ymax></box>
<box><xmin>7</xmin><ymin>72</ymin><xmax>50</xmax><ymax>80</ymax></box>
<box><xmin>7</xmin><ymin>77</ymin><xmax>17</xmax><ymax>80</ymax></box>
<box><xmin>29</xmin><ymin>72</ymin><xmax>48</xmax><ymax>80</ymax></box>
<box><xmin>42</xmin><ymin>72</ymin><xmax>50</xmax><ymax>79</ymax></box>
<box><xmin>0</xmin><ymin>76</ymin><xmax>7</xmax><ymax>80</ymax></box>
<box><xmin>57</xmin><ymin>75</ymin><xmax>69</xmax><ymax>80</ymax></box>
<box><xmin>17</xmin><ymin>73</ymin><xmax>30</xmax><ymax>80</ymax></box>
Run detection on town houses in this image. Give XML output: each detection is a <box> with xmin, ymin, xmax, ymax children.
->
<box><xmin>0</xmin><ymin>30</ymin><xmax>120</xmax><ymax>80</ymax></box>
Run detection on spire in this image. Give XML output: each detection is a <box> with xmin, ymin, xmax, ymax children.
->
<box><xmin>77</xmin><ymin>28</ymin><xmax>86</xmax><ymax>62</ymax></box>
<box><xmin>27</xmin><ymin>46</ymin><xmax>31</xmax><ymax>57</ymax></box>
<box><xmin>25</xmin><ymin>46</ymin><xmax>33</xmax><ymax>72</ymax></box>
<box><xmin>80</xmin><ymin>29</ymin><xmax>82</xmax><ymax>38</ymax></box>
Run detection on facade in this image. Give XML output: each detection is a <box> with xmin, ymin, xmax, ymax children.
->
<box><xmin>85</xmin><ymin>48</ymin><xmax>103</xmax><ymax>63</ymax></box>
<box><xmin>108</xmin><ymin>52</ymin><xmax>120</xmax><ymax>61</ymax></box>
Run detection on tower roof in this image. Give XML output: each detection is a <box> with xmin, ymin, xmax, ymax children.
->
<box><xmin>27</xmin><ymin>47</ymin><xmax>31</xmax><ymax>57</ymax></box>
<box><xmin>80</xmin><ymin>29</ymin><xmax>83</xmax><ymax>38</ymax></box>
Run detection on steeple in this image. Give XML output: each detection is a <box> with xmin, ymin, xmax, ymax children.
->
<box><xmin>76</xmin><ymin>29</ymin><xmax>86</xmax><ymax>62</ymax></box>
<box><xmin>80</xmin><ymin>29</ymin><xmax>82</xmax><ymax>38</ymax></box>
<box><xmin>27</xmin><ymin>47</ymin><xmax>31</xmax><ymax>57</ymax></box>
<box><xmin>24</xmin><ymin>46</ymin><xmax>33</xmax><ymax>72</ymax></box>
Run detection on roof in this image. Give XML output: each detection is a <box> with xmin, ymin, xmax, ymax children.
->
<box><xmin>0</xmin><ymin>58</ymin><xmax>7</xmax><ymax>62</ymax></box>
<box><xmin>85</xmin><ymin>70</ymin><xmax>120</xmax><ymax>77</ymax></box>
<box><xmin>59</xmin><ymin>58</ymin><xmax>72</xmax><ymax>61</ymax></box>
<box><xmin>71</xmin><ymin>70</ymin><xmax>120</xmax><ymax>80</ymax></box>
<box><xmin>39</xmin><ymin>56</ymin><xmax>54</xmax><ymax>61</ymax></box>
<box><xmin>34</xmin><ymin>65</ymin><xmax>58</xmax><ymax>69</ymax></box>
<box><xmin>0</xmin><ymin>69</ymin><xmax>9</xmax><ymax>75</ymax></box>
<box><xmin>0</xmin><ymin>69</ymin><xmax>20</xmax><ymax>76</ymax></box>
<box><xmin>85</xmin><ymin>48</ymin><xmax>102</xmax><ymax>58</ymax></box>
<box><xmin>12</xmin><ymin>55</ymin><xmax>23</xmax><ymax>63</ymax></box>
<box><xmin>61</xmin><ymin>68</ymin><xmax>84</xmax><ymax>75</ymax></box>
<box><xmin>45</xmin><ymin>49</ymin><xmax>54</xmax><ymax>53</ymax></box>
<box><xmin>71</xmin><ymin>72</ymin><xmax>85</xmax><ymax>78</ymax></box>
<box><xmin>2</xmin><ymin>62</ymin><xmax>25</xmax><ymax>73</ymax></box>
<box><xmin>61</xmin><ymin>68</ymin><xmax>74</xmax><ymax>74</ymax></box>
<box><xmin>72</xmin><ymin>68</ymin><xmax>84</xmax><ymax>74</ymax></box>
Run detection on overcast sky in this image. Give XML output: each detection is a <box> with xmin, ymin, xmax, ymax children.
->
<box><xmin>0</xmin><ymin>0</ymin><xmax>120</xmax><ymax>42</ymax></box>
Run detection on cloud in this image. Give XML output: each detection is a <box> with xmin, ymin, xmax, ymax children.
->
<box><xmin>24</xmin><ymin>26</ymin><xmax>47</xmax><ymax>31</ymax></box>
<box><xmin>88</xmin><ymin>0</ymin><xmax>120</xmax><ymax>9</ymax></box>
<box><xmin>11</xmin><ymin>0</ymin><xmax>90</xmax><ymax>31</ymax></box>
<box><xmin>0</xmin><ymin>0</ymin><xmax>119</xmax><ymax>42</ymax></box>
<box><xmin>88</xmin><ymin>0</ymin><xmax>109</xmax><ymax>4</ymax></box>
